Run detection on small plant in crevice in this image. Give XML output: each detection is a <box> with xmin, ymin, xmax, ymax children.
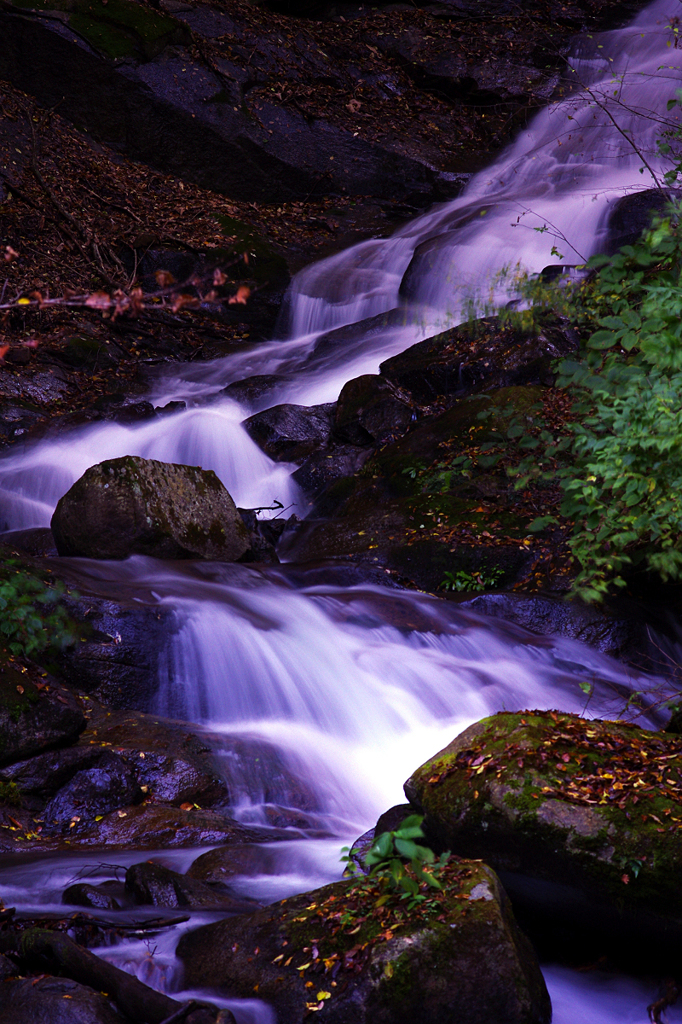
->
<box><xmin>341</xmin><ymin>815</ymin><xmax>450</xmax><ymax>914</ymax></box>
<box><xmin>440</xmin><ymin>567</ymin><xmax>505</xmax><ymax>593</ymax></box>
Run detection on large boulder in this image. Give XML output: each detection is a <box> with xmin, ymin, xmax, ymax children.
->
<box><xmin>177</xmin><ymin>861</ymin><xmax>551</xmax><ymax>1024</ymax></box>
<box><xmin>334</xmin><ymin>374</ymin><xmax>413</xmax><ymax>446</ymax></box>
<box><xmin>405</xmin><ymin>711</ymin><xmax>682</xmax><ymax>955</ymax></box>
<box><xmin>243</xmin><ymin>403</ymin><xmax>335</xmax><ymax>462</ymax></box>
<box><xmin>51</xmin><ymin>456</ymin><xmax>251</xmax><ymax>561</ymax></box>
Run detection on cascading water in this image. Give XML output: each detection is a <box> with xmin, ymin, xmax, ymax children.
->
<box><xmin>1</xmin><ymin>1</ymin><xmax>682</xmax><ymax>1020</ymax></box>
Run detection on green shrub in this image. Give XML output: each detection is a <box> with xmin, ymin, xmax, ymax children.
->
<box><xmin>508</xmin><ymin>202</ymin><xmax>682</xmax><ymax>599</ymax></box>
<box><xmin>0</xmin><ymin>561</ymin><xmax>76</xmax><ymax>657</ymax></box>
<box><xmin>342</xmin><ymin>815</ymin><xmax>449</xmax><ymax>911</ymax></box>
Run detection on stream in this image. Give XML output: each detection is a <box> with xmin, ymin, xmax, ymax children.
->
<box><xmin>1</xmin><ymin>0</ymin><xmax>682</xmax><ymax>1019</ymax></box>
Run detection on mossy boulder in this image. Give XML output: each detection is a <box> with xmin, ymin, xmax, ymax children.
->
<box><xmin>51</xmin><ymin>456</ymin><xmax>251</xmax><ymax>561</ymax></box>
<box><xmin>406</xmin><ymin>711</ymin><xmax>682</xmax><ymax>952</ymax></box>
<box><xmin>177</xmin><ymin>859</ymin><xmax>551</xmax><ymax>1024</ymax></box>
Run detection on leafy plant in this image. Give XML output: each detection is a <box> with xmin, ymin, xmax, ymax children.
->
<box><xmin>342</xmin><ymin>815</ymin><xmax>450</xmax><ymax>911</ymax></box>
<box><xmin>0</xmin><ymin>561</ymin><xmax>77</xmax><ymax>658</ymax></box>
<box><xmin>440</xmin><ymin>567</ymin><xmax>504</xmax><ymax>592</ymax></box>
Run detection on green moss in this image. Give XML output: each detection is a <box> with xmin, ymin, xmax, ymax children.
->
<box><xmin>214</xmin><ymin>215</ymin><xmax>289</xmax><ymax>287</ymax></box>
<box><xmin>0</xmin><ymin>781</ymin><xmax>21</xmax><ymax>806</ymax></box>
<box><xmin>9</xmin><ymin>0</ymin><xmax>187</xmax><ymax>60</ymax></box>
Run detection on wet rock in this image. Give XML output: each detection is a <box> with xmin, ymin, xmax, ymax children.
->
<box><xmin>0</xmin><ymin>400</ymin><xmax>44</xmax><ymax>449</ymax></box>
<box><xmin>77</xmin><ymin>707</ymin><xmax>230</xmax><ymax>807</ymax></box>
<box><xmin>0</xmin><ymin>954</ymin><xmax>16</xmax><ymax>981</ymax></box>
<box><xmin>292</xmin><ymin>444</ymin><xmax>372</xmax><ymax>497</ymax></box>
<box><xmin>0</xmin><ymin>527</ymin><xmax>57</xmax><ymax>557</ymax></box>
<box><xmin>177</xmin><ymin>861</ymin><xmax>551</xmax><ymax>1024</ymax></box>
<box><xmin>132</xmin><ymin>750</ymin><xmax>228</xmax><ymax>807</ymax></box>
<box><xmin>379</xmin><ymin>316</ymin><xmax>578</xmax><ymax>403</ymax></box>
<box><xmin>221</xmin><ymin>375</ymin><xmax>289</xmax><ymax>409</ymax></box>
<box><xmin>460</xmin><ymin>592</ymin><xmax>650</xmax><ymax>666</ymax></box>
<box><xmin>243</xmin><ymin>403</ymin><xmax>336</xmax><ymax>462</ymax></box>
<box><xmin>43</xmin><ymin>751</ymin><xmax>142</xmax><ymax>834</ymax></box>
<box><xmin>125</xmin><ymin>860</ymin><xmax>255</xmax><ymax>910</ymax></box>
<box><xmin>215</xmin><ymin>733</ymin><xmax>321</xmax><ymax>813</ymax></box>
<box><xmin>187</xmin><ymin>843</ymin><xmax>280</xmax><ymax>885</ymax></box>
<box><xmin>405</xmin><ymin>711</ymin><xmax>682</xmax><ymax>957</ymax></box>
<box><xmin>1</xmin><ymin>747</ymin><xmax>109</xmax><ymax>804</ymax></box>
<box><xmin>51</xmin><ymin>455</ymin><xmax>252</xmax><ymax>562</ymax></box>
<box><xmin>0</xmin><ymin>976</ymin><xmax>125</xmax><ymax>1024</ymax></box>
<box><xmin>56</xmin><ymin>594</ymin><xmax>174</xmax><ymax>710</ymax></box>
<box><xmin>237</xmin><ymin>509</ymin><xmax>281</xmax><ymax>564</ymax></box>
<box><xmin>0</xmin><ymin>663</ymin><xmax>85</xmax><ymax>769</ymax></box>
<box><xmin>72</xmin><ymin>803</ymin><xmax>292</xmax><ymax>849</ymax></box>
<box><xmin>334</xmin><ymin>374</ymin><xmax>413</xmax><ymax>445</ymax></box>
<box><xmin>62</xmin><ymin>883</ymin><xmax>121</xmax><ymax>911</ymax></box>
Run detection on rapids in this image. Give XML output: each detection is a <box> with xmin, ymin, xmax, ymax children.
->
<box><xmin>1</xmin><ymin>0</ymin><xmax>682</xmax><ymax>1019</ymax></box>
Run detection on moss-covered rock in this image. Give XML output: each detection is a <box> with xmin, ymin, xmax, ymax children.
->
<box><xmin>51</xmin><ymin>455</ymin><xmax>251</xmax><ymax>561</ymax></box>
<box><xmin>406</xmin><ymin>712</ymin><xmax>682</xmax><ymax>951</ymax></box>
<box><xmin>177</xmin><ymin>859</ymin><xmax>550</xmax><ymax>1024</ymax></box>
<box><xmin>9</xmin><ymin>0</ymin><xmax>186</xmax><ymax>61</ymax></box>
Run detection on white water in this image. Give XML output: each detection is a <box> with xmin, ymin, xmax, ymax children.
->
<box><xmin>1</xmin><ymin>0</ymin><xmax>681</xmax><ymax>1018</ymax></box>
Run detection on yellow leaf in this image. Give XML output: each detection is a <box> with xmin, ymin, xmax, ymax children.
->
<box><xmin>317</xmin><ymin>991</ymin><xmax>332</xmax><ymax>1000</ymax></box>
<box><xmin>17</xmin><ymin>298</ymin><xmax>30</xmax><ymax>305</ymax></box>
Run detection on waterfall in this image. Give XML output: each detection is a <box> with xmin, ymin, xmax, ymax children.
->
<box><xmin>0</xmin><ymin>1</ymin><xmax>680</xmax><ymax>1019</ymax></box>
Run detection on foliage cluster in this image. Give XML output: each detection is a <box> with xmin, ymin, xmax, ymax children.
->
<box><xmin>505</xmin><ymin>202</ymin><xmax>682</xmax><ymax>600</ymax></box>
<box><xmin>0</xmin><ymin>560</ymin><xmax>76</xmax><ymax>658</ymax></box>
<box><xmin>342</xmin><ymin>815</ymin><xmax>450</xmax><ymax>913</ymax></box>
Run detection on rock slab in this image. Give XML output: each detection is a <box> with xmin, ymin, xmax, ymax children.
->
<box><xmin>51</xmin><ymin>455</ymin><xmax>251</xmax><ymax>561</ymax></box>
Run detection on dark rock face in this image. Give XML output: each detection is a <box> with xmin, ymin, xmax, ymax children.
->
<box><xmin>0</xmin><ymin>3</ymin><xmax>440</xmax><ymax>204</ymax></box>
<box><xmin>62</xmin><ymin>883</ymin><xmax>121</xmax><ymax>911</ymax></box>
<box><xmin>243</xmin><ymin>403</ymin><xmax>335</xmax><ymax>462</ymax></box>
<box><xmin>0</xmin><ymin>665</ymin><xmax>85</xmax><ymax>769</ymax></box>
<box><xmin>0</xmin><ymin>976</ymin><xmax>125</xmax><ymax>1024</ymax></box>
<box><xmin>405</xmin><ymin>711</ymin><xmax>682</xmax><ymax>957</ymax></box>
<box><xmin>51</xmin><ymin>455</ymin><xmax>251</xmax><ymax>561</ymax></box>
<box><xmin>292</xmin><ymin>444</ymin><xmax>372</xmax><ymax>497</ymax></box>
<box><xmin>43</xmin><ymin>752</ymin><xmax>142</xmax><ymax>834</ymax></box>
<box><xmin>379</xmin><ymin>316</ymin><xmax>578</xmax><ymax>404</ymax></box>
<box><xmin>461</xmin><ymin>592</ymin><xmax>651</xmax><ymax>667</ymax></box>
<box><xmin>334</xmin><ymin>374</ymin><xmax>413</xmax><ymax>445</ymax></box>
<box><xmin>601</xmin><ymin>188</ymin><xmax>680</xmax><ymax>256</ymax></box>
<box><xmin>178</xmin><ymin>864</ymin><xmax>550</xmax><ymax>1024</ymax></box>
<box><xmin>125</xmin><ymin>860</ymin><xmax>255</xmax><ymax>910</ymax></box>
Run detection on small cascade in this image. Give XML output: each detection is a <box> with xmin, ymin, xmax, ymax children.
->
<box><xmin>0</xmin><ymin>0</ymin><xmax>680</xmax><ymax>1019</ymax></box>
